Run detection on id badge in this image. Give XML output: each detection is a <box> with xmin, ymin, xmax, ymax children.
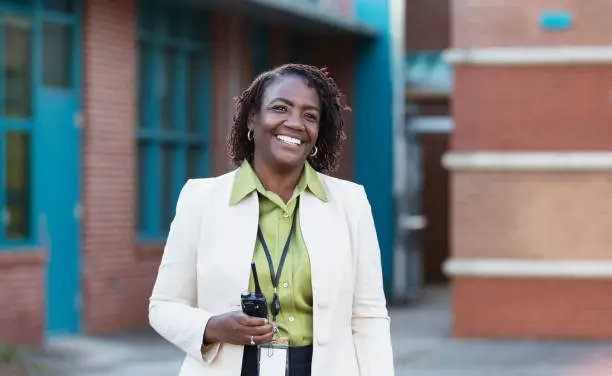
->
<box><xmin>258</xmin><ymin>341</ymin><xmax>288</xmax><ymax>376</ymax></box>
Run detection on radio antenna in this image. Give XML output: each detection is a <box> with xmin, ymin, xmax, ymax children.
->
<box><xmin>251</xmin><ymin>262</ymin><xmax>263</xmax><ymax>295</ymax></box>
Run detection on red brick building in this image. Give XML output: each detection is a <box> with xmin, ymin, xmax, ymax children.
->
<box><xmin>1</xmin><ymin>0</ymin><xmax>399</xmax><ymax>346</ymax></box>
<box><xmin>443</xmin><ymin>0</ymin><xmax>612</xmax><ymax>339</ymax></box>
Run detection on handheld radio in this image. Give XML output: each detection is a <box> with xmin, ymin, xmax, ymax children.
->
<box><xmin>241</xmin><ymin>262</ymin><xmax>269</xmax><ymax>318</ymax></box>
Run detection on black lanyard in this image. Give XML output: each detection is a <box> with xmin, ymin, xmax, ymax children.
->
<box><xmin>256</xmin><ymin>198</ymin><xmax>299</xmax><ymax>322</ymax></box>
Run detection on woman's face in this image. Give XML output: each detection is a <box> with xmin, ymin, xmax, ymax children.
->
<box><xmin>250</xmin><ymin>74</ymin><xmax>321</xmax><ymax>172</ymax></box>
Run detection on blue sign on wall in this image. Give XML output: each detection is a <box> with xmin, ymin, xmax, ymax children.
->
<box><xmin>539</xmin><ymin>11</ymin><xmax>572</xmax><ymax>31</ymax></box>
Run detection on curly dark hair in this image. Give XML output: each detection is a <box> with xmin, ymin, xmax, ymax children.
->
<box><xmin>227</xmin><ymin>64</ymin><xmax>350</xmax><ymax>174</ymax></box>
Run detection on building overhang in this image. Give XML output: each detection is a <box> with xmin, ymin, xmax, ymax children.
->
<box><xmin>177</xmin><ymin>0</ymin><xmax>379</xmax><ymax>39</ymax></box>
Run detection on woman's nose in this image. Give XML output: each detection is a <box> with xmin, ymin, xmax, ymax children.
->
<box><xmin>284</xmin><ymin>112</ymin><xmax>303</xmax><ymax>129</ymax></box>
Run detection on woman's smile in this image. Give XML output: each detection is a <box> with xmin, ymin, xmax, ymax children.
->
<box><xmin>271</xmin><ymin>132</ymin><xmax>307</xmax><ymax>160</ymax></box>
<box><xmin>276</xmin><ymin>135</ymin><xmax>302</xmax><ymax>146</ymax></box>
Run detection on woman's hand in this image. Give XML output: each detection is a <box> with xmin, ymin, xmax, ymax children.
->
<box><xmin>204</xmin><ymin>312</ymin><xmax>275</xmax><ymax>345</ymax></box>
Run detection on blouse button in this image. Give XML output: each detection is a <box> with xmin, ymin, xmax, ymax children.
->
<box><xmin>288</xmin><ymin>316</ymin><xmax>295</xmax><ymax>322</ymax></box>
<box><xmin>283</xmin><ymin>212</ymin><xmax>290</xmax><ymax>218</ymax></box>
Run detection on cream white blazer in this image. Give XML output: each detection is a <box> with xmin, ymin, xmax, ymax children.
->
<box><xmin>148</xmin><ymin>169</ymin><xmax>395</xmax><ymax>376</ymax></box>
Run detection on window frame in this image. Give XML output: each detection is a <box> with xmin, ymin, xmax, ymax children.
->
<box><xmin>136</xmin><ymin>2</ymin><xmax>211</xmax><ymax>243</ymax></box>
<box><xmin>0</xmin><ymin>0</ymin><xmax>78</xmax><ymax>249</ymax></box>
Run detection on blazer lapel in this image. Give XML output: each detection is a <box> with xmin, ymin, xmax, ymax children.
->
<box><xmin>224</xmin><ymin>191</ymin><xmax>260</xmax><ymax>296</ymax></box>
<box><xmin>299</xmin><ymin>189</ymin><xmax>350</xmax><ymax>309</ymax></box>
<box><xmin>198</xmin><ymin>179</ymin><xmax>259</xmax><ymax>311</ymax></box>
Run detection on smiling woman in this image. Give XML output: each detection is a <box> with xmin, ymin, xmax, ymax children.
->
<box><xmin>149</xmin><ymin>64</ymin><xmax>395</xmax><ymax>376</ymax></box>
<box><xmin>252</xmin><ymin>75</ymin><xmax>321</xmax><ymax>186</ymax></box>
<box><xmin>228</xmin><ymin>64</ymin><xmax>348</xmax><ymax>178</ymax></box>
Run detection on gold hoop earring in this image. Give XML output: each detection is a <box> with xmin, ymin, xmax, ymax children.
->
<box><xmin>247</xmin><ymin>129</ymin><xmax>254</xmax><ymax>141</ymax></box>
<box><xmin>309</xmin><ymin>145</ymin><xmax>318</xmax><ymax>158</ymax></box>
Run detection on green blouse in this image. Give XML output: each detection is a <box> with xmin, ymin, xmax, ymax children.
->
<box><xmin>229</xmin><ymin>160</ymin><xmax>327</xmax><ymax>346</ymax></box>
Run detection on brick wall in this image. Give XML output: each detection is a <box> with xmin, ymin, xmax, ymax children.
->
<box><xmin>452</xmin><ymin>66</ymin><xmax>612</xmax><ymax>151</ymax></box>
<box><xmin>452</xmin><ymin>277</ymin><xmax>612</xmax><ymax>339</ymax></box>
<box><xmin>447</xmin><ymin>0</ymin><xmax>612</xmax><ymax>339</ymax></box>
<box><xmin>451</xmin><ymin>171</ymin><xmax>612</xmax><ymax>260</ymax></box>
<box><xmin>452</xmin><ymin>0</ymin><xmax>612</xmax><ymax>48</ymax></box>
<box><xmin>405</xmin><ymin>0</ymin><xmax>450</xmax><ymax>50</ymax></box>
<box><xmin>82</xmin><ymin>0</ymin><xmax>159</xmax><ymax>335</ymax></box>
<box><xmin>210</xmin><ymin>13</ymin><xmax>253</xmax><ymax>175</ymax></box>
<box><xmin>0</xmin><ymin>253</ymin><xmax>45</xmax><ymax>346</ymax></box>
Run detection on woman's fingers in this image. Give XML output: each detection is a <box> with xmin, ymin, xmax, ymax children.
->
<box><xmin>246</xmin><ymin>323</ymin><xmax>275</xmax><ymax>337</ymax></box>
<box><xmin>249</xmin><ymin>331</ymin><xmax>275</xmax><ymax>345</ymax></box>
<box><xmin>238</xmin><ymin>313</ymin><xmax>269</xmax><ymax>327</ymax></box>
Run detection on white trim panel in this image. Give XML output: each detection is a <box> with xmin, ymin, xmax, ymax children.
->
<box><xmin>444</xmin><ymin>46</ymin><xmax>612</xmax><ymax>66</ymax></box>
<box><xmin>408</xmin><ymin>116</ymin><xmax>454</xmax><ymax>134</ymax></box>
<box><xmin>443</xmin><ymin>152</ymin><xmax>612</xmax><ymax>172</ymax></box>
<box><xmin>444</xmin><ymin>258</ymin><xmax>612</xmax><ymax>279</ymax></box>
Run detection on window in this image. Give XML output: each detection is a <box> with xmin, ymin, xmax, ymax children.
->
<box><xmin>137</xmin><ymin>3</ymin><xmax>210</xmax><ymax>241</ymax></box>
<box><xmin>0</xmin><ymin>0</ymin><xmax>76</xmax><ymax>250</ymax></box>
<box><xmin>1</xmin><ymin>13</ymin><xmax>33</xmax><ymax>244</ymax></box>
<box><xmin>42</xmin><ymin>22</ymin><xmax>72</xmax><ymax>88</ymax></box>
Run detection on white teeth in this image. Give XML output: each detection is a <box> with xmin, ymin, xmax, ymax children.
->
<box><xmin>276</xmin><ymin>135</ymin><xmax>301</xmax><ymax>146</ymax></box>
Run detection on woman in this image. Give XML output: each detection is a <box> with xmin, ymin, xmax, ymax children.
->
<box><xmin>149</xmin><ymin>64</ymin><xmax>394</xmax><ymax>376</ymax></box>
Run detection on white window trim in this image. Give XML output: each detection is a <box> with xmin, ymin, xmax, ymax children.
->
<box><xmin>443</xmin><ymin>152</ymin><xmax>612</xmax><ymax>172</ymax></box>
<box><xmin>408</xmin><ymin>116</ymin><xmax>454</xmax><ymax>134</ymax></box>
<box><xmin>444</xmin><ymin>46</ymin><xmax>612</xmax><ymax>66</ymax></box>
<box><xmin>444</xmin><ymin>258</ymin><xmax>612</xmax><ymax>279</ymax></box>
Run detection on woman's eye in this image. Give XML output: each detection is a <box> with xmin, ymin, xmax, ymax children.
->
<box><xmin>271</xmin><ymin>105</ymin><xmax>287</xmax><ymax>112</ymax></box>
<box><xmin>304</xmin><ymin>113</ymin><xmax>318</xmax><ymax>121</ymax></box>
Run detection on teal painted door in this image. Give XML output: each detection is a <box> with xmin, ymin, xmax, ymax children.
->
<box><xmin>38</xmin><ymin>1</ymin><xmax>81</xmax><ymax>336</ymax></box>
<box><xmin>0</xmin><ymin>0</ymin><xmax>81</xmax><ymax>335</ymax></box>
<box><xmin>39</xmin><ymin>86</ymin><xmax>80</xmax><ymax>336</ymax></box>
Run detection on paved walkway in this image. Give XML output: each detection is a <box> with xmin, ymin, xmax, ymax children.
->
<box><xmin>22</xmin><ymin>287</ymin><xmax>612</xmax><ymax>375</ymax></box>
<box><xmin>391</xmin><ymin>287</ymin><xmax>612</xmax><ymax>376</ymax></box>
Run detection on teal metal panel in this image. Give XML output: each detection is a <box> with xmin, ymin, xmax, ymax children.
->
<box><xmin>353</xmin><ymin>0</ymin><xmax>394</xmax><ymax>297</ymax></box>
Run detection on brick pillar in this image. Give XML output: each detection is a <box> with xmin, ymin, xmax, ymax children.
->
<box><xmin>210</xmin><ymin>13</ymin><xmax>253</xmax><ymax>175</ymax></box>
<box><xmin>82</xmin><ymin>0</ymin><xmax>159</xmax><ymax>334</ymax></box>
<box><xmin>443</xmin><ymin>0</ymin><xmax>612</xmax><ymax>339</ymax></box>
